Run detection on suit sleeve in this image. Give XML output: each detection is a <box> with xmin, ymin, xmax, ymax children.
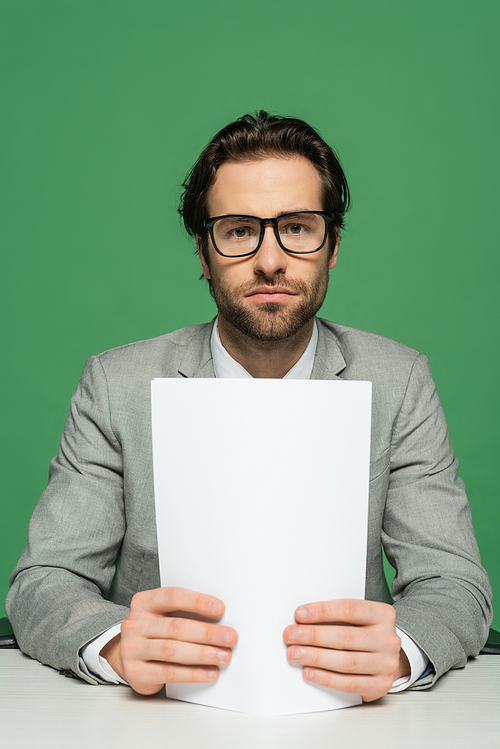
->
<box><xmin>6</xmin><ymin>356</ymin><xmax>131</xmax><ymax>684</ymax></box>
<box><xmin>382</xmin><ymin>353</ymin><xmax>493</xmax><ymax>687</ymax></box>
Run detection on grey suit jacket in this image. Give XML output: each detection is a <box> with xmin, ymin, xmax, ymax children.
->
<box><xmin>7</xmin><ymin>318</ymin><xmax>493</xmax><ymax>687</ymax></box>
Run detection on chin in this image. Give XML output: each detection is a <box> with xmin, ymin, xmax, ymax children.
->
<box><xmin>229</xmin><ymin>303</ymin><xmax>315</xmax><ymax>342</ymax></box>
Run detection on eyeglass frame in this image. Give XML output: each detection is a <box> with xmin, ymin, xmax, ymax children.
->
<box><xmin>202</xmin><ymin>211</ymin><xmax>335</xmax><ymax>258</ymax></box>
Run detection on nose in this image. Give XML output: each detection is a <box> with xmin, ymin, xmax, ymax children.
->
<box><xmin>253</xmin><ymin>223</ymin><xmax>287</xmax><ymax>277</ymax></box>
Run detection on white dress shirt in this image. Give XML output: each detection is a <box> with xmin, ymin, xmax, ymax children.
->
<box><xmin>82</xmin><ymin>317</ymin><xmax>429</xmax><ymax>691</ymax></box>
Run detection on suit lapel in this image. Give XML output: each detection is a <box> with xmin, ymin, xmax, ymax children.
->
<box><xmin>311</xmin><ymin>318</ymin><xmax>347</xmax><ymax>380</ymax></box>
<box><xmin>177</xmin><ymin>320</ymin><xmax>216</xmax><ymax>378</ymax></box>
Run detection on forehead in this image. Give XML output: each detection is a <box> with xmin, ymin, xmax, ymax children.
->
<box><xmin>207</xmin><ymin>156</ymin><xmax>323</xmax><ymax>217</ymax></box>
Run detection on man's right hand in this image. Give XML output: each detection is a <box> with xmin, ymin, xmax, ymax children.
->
<box><xmin>100</xmin><ymin>587</ymin><xmax>238</xmax><ymax>695</ymax></box>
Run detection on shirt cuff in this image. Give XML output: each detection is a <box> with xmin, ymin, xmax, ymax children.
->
<box><xmin>388</xmin><ymin>627</ymin><xmax>429</xmax><ymax>693</ymax></box>
<box><xmin>80</xmin><ymin>623</ymin><xmax>129</xmax><ymax>685</ymax></box>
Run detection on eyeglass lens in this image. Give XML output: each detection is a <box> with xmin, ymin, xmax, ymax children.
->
<box><xmin>212</xmin><ymin>213</ymin><xmax>327</xmax><ymax>255</ymax></box>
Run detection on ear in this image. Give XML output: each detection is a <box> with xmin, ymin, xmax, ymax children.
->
<box><xmin>328</xmin><ymin>229</ymin><xmax>340</xmax><ymax>270</ymax></box>
<box><xmin>196</xmin><ymin>236</ymin><xmax>211</xmax><ymax>280</ymax></box>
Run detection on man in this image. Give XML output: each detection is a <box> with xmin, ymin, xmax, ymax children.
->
<box><xmin>7</xmin><ymin>111</ymin><xmax>492</xmax><ymax>702</ymax></box>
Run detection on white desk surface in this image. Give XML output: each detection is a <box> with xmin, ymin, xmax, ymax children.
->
<box><xmin>0</xmin><ymin>650</ymin><xmax>499</xmax><ymax>749</ymax></box>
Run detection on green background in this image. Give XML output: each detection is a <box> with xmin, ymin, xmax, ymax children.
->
<box><xmin>1</xmin><ymin>0</ymin><xmax>498</xmax><ymax>628</ymax></box>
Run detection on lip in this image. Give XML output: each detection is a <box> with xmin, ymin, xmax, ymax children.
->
<box><xmin>245</xmin><ymin>286</ymin><xmax>298</xmax><ymax>300</ymax></box>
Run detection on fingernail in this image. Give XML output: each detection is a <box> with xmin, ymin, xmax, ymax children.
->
<box><xmin>207</xmin><ymin>669</ymin><xmax>218</xmax><ymax>680</ymax></box>
<box><xmin>297</xmin><ymin>607</ymin><xmax>310</xmax><ymax>621</ymax></box>
<box><xmin>216</xmin><ymin>650</ymin><xmax>229</xmax><ymax>663</ymax></box>
<box><xmin>289</xmin><ymin>647</ymin><xmax>302</xmax><ymax>661</ymax></box>
<box><xmin>222</xmin><ymin>630</ymin><xmax>232</xmax><ymax>644</ymax></box>
<box><xmin>210</xmin><ymin>599</ymin><xmax>222</xmax><ymax>613</ymax></box>
<box><xmin>304</xmin><ymin>668</ymin><xmax>316</xmax><ymax>681</ymax></box>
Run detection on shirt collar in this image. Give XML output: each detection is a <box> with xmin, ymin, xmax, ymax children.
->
<box><xmin>211</xmin><ymin>317</ymin><xmax>318</xmax><ymax>379</ymax></box>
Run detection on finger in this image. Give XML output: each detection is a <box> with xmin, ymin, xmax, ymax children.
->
<box><xmin>284</xmin><ymin>623</ymin><xmax>374</xmax><ymax>651</ymax></box>
<box><xmin>123</xmin><ymin>614</ymin><xmax>238</xmax><ymax>648</ymax></box>
<box><xmin>125</xmin><ymin>662</ymin><xmax>220</xmax><ymax>695</ymax></box>
<box><xmin>139</xmin><ymin>637</ymin><xmax>233</xmax><ymax>668</ymax></box>
<box><xmin>295</xmin><ymin>599</ymin><xmax>396</xmax><ymax>627</ymax></box>
<box><xmin>131</xmin><ymin>587</ymin><xmax>225</xmax><ymax>618</ymax></box>
<box><xmin>286</xmin><ymin>644</ymin><xmax>399</xmax><ymax>677</ymax></box>
<box><xmin>301</xmin><ymin>666</ymin><xmax>395</xmax><ymax>702</ymax></box>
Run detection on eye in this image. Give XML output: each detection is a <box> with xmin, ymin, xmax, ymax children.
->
<box><xmin>282</xmin><ymin>222</ymin><xmax>308</xmax><ymax>235</ymax></box>
<box><xmin>231</xmin><ymin>226</ymin><xmax>252</xmax><ymax>238</ymax></box>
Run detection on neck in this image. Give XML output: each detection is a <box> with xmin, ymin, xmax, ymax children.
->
<box><xmin>217</xmin><ymin>316</ymin><xmax>315</xmax><ymax>378</ymax></box>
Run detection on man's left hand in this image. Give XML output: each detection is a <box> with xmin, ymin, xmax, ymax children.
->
<box><xmin>283</xmin><ymin>599</ymin><xmax>410</xmax><ymax>702</ymax></box>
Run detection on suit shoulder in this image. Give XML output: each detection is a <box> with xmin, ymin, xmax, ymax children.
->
<box><xmin>321</xmin><ymin>320</ymin><xmax>427</xmax><ymax>380</ymax></box>
<box><xmin>95</xmin><ymin>323</ymin><xmax>210</xmax><ymax>359</ymax></box>
<box><xmin>318</xmin><ymin>318</ymin><xmax>422</xmax><ymax>364</ymax></box>
<box><xmin>86</xmin><ymin>322</ymin><xmax>213</xmax><ymax>380</ymax></box>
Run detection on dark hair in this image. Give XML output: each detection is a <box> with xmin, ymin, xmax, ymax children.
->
<box><xmin>178</xmin><ymin>110</ymin><xmax>350</xmax><ymax>264</ymax></box>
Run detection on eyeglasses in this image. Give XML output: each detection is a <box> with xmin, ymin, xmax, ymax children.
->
<box><xmin>203</xmin><ymin>211</ymin><xmax>335</xmax><ymax>258</ymax></box>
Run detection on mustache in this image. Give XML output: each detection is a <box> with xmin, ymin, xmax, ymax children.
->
<box><xmin>236</xmin><ymin>277</ymin><xmax>310</xmax><ymax>295</ymax></box>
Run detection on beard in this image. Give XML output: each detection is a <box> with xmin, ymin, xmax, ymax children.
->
<box><xmin>208</xmin><ymin>262</ymin><xmax>330</xmax><ymax>342</ymax></box>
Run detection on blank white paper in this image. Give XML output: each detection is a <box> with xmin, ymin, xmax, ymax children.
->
<box><xmin>151</xmin><ymin>378</ymin><xmax>371</xmax><ymax>715</ymax></box>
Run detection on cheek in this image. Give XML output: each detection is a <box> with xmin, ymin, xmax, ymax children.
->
<box><xmin>291</xmin><ymin>258</ymin><xmax>329</xmax><ymax>284</ymax></box>
<box><xmin>212</xmin><ymin>261</ymin><xmax>249</xmax><ymax>289</ymax></box>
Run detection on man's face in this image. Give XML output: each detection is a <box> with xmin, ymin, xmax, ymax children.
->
<box><xmin>197</xmin><ymin>156</ymin><xmax>339</xmax><ymax>342</ymax></box>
